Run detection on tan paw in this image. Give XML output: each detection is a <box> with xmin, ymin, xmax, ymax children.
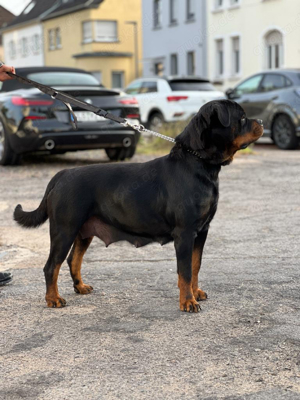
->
<box><xmin>193</xmin><ymin>288</ymin><xmax>208</xmax><ymax>301</ymax></box>
<box><xmin>46</xmin><ymin>296</ymin><xmax>66</xmax><ymax>308</ymax></box>
<box><xmin>180</xmin><ymin>298</ymin><xmax>201</xmax><ymax>313</ymax></box>
<box><xmin>74</xmin><ymin>283</ymin><xmax>93</xmax><ymax>295</ymax></box>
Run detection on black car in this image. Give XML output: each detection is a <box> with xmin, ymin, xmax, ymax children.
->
<box><xmin>0</xmin><ymin>67</ymin><xmax>141</xmax><ymax>165</ymax></box>
<box><xmin>226</xmin><ymin>69</ymin><xmax>300</xmax><ymax>149</ymax></box>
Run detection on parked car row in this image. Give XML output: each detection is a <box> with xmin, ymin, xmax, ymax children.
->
<box><xmin>0</xmin><ymin>67</ymin><xmax>141</xmax><ymax>165</ymax></box>
<box><xmin>1</xmin><ymin>66</ymin><xmax>300</xmax><ymax>166</ymax></box>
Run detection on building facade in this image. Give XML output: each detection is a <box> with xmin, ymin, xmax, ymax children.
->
<box><xmin>42</xmin><ymin>0</ymin><xmax>142</xmax><ymax>88</ymax></box>
<box><xmin>207</xmin><ymin>0</ymin><xmax>300</xmax><ymax>90</ymax></box>
<box><xmin>1</xmin><ymin>1</ymin><xmax>57</xmax><ymax>67</ymax></box>
<box><xmin>0</xmin><ymin>6</ymin><xmax>15</xmax><ymax>61</ymax></box>
<box><xmin>142</xmin><ymin>0</ymin><xmax>207</xmax><ymax>78</ymax></box>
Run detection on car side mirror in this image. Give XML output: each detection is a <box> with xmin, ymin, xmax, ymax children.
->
<box><xmin>226</xmin><ymin>88</ymin><xmax>236</xmax><ymax>99</ymax></box>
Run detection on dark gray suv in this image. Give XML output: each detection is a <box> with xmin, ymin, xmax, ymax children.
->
<box><xmin>226</xmin><ymin>69</ymin><xmax>300</xmax><ymax>149</ymax></box>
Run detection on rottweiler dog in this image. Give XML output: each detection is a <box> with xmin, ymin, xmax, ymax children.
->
<box><xmin>14</xmin><ymin>100</ymin><xmax>263</xmax><ymax>312</ymax></box>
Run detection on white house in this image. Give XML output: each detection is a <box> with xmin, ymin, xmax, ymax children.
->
<box><xmin>208</xmin><ymin>0</ymin><xmax>300</xmax><ymax>90</ymax></box>
<box><xmin>142</xmin><ymin>0</ymin><xmax>208</xmax><ymax>78</ymax></box>
<box><xmin>2</xmin><ymin>0</ymin><xmax>57</xmax><ymax>67</ymax></box>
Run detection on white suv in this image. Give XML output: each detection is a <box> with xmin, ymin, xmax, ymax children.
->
<box><xmin>124</xmin><ymin>77</ymin><xmax>225</xmax><ymax>130</ymax></box>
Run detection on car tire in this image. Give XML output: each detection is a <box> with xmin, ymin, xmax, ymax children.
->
<box><xmin>0</xmin><ymin>119</ymin><xmax>20</xmax><ymax>166</ymax></box>
<box><xmin>105</xmin><ymin>146</ymin><xmax>136</xmax><ymax>161</ymax></box>
<box><xmin>147</xmin><ymin>112</ymin><xmax>164</xmax><ymax>132</ymax></box>
<box><xmin>272</xmin><ymin>114</ymin><xmax>299</xmax><ymax>150</ymax></box>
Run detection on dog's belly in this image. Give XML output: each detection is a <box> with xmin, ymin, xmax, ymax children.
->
<box><xmin>80</xmin><ymin>216</ymin><xmax>172</xmax><ymax>248</ymax></box>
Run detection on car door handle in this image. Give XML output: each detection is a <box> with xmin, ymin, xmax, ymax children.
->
<box><xmin>271</xmin><ymin>96</ymin><xmax>278</xmax><ymax>101</ymax></box>
<box><xmin>243</xmin><ymin>99</ymin><xmax>250</xmax><ymax>103</ymax></box>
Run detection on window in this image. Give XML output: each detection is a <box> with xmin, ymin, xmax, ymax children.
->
<box><xmin>27</xmin><ymin>72</ymin><xmax>100</xmax><ymax>86</ymax></box>
<box><xmin>112</xmin><ymin>71</ymin><xmax>124</xmax><ymax>88</ymax></box>
<box><xmin>48</xmin><ymin>29</ymin><xmax>55</xmax><ymax>50</ymax></box>
<box><xmin>9</xmin><ymin>40</ymin><xmax>16</xmax><ymax>59</ymax></box>
<box><xmin>20</xmin><ymin>37</ymin><xmax>28</xmax><ymax>57</ymax></box>
<box><xmin>125</xmin><ymin>80</ymin><xmax>143</xmax><ymax>94</ymax></box>
<box><xmin>215</xmin><ymin>0</ymin><xmax>223</xmax><ymax>9</ymax></box>
<box><xmin>55</xmin><ymin>28</ymin><xmax>61</xmax><ymax>48</ymax></box>
<box><xmin>95</xmin><ymin>21</ymin><xmax>117</xmax><ymax>42</ymax></box>
<box><xmin>32</xmin><ymin>34</ymin><xmax>40</xmax><ymax>54</ymax></box>
<box><xmin>232</xmin><ymin>37</ymin><xmax>240</xmax><ymax>75</ymax></box>
<box><xmin>235</xmin><ymin>74</ymin><xmax>263</xmax><ymax>96</ymax></box>
<box><xmin>260</xmin><ymin>74</ymin><xmax>290</xmax><ymax>92</ymax></box>
<box><xmin>154</xmin><ymin>62</ymin><xmax>164</xmax><ymax>76</ymax></box>
<box><xmin>170</xmin><ymin>0</ymin><xmax>178</xmax><ymax>24</ymax></box>
<box><xmin>187</xmin><ymin>51</ymin><xmax>195</xmax><ymax>75</ymax></box>
<box><xmin>140</xmin><ymin>81</ymin><xmax>158</xmax><ymax>93</ymax></box>
<box><xmin>187</xmin><ymin>0</ymin><xmax>195</xmax><ymax>20</ymax></box>
<box><xmin>265</xmin><ymin>30</ymin><xmax>283</xmax><ymax>69</ymax></box>
<box><xmin>83</xmin><ymin>21</ymin><xmax>93</xmax><ymax>43</ymax></box>
<box><xmin>170</xmin><ymin>53</ymin><xmax>178</xmax><ymax>75</ymax></box>
<box><xmin>168</xmin><ymin>79</ymin><xmax>216</xmax><ymax>91</ymax></box>
<box><xmin>216</xmin><ymin>39</ymin><xmax>224</xmax><ymax>76</ymax></box>
<box><xmin>91</xmin><ymin>71</ymin><xmax>102</xmax><ymax>83</ymax></box>
<box><xmin>154</xmin><ymin>0</ymin><xmax>162</xmax><ymax>28</ymax></box>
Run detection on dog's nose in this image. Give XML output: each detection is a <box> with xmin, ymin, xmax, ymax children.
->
<box><xmin>257</xmin><ymin>119</ymin><xmax>263</xmax><ymax>126</ymax></box>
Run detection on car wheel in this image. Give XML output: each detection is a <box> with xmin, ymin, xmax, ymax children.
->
<box><xmin>105</xmin><ymin>146</ymin><xmax>136</xmax><ymax>161</ymax></box>
<box><xmin>272</xmin><ymin>115</ymin><xmax>299</xmax><ymax>150</ymax></box>
<box><xmin>148</xmin><ymin>112</ymin><xmax>164</xmax><ymax>132</ymax></box>
<box><xmin>0</xmin><ymin>119</ymin><xmax>20</xmax><ymax>166</ymax></box>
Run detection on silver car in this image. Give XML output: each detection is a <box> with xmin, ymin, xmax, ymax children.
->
<box><xmin>226</xmin><ymin>69</ymin><xmax>300</xmax><ymax>149</ymax></box>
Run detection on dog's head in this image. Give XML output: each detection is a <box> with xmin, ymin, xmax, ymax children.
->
<box><xmin>175</xmin><ymin>99</ymin><xmax>264</xmax><ymax>165</ymax></box>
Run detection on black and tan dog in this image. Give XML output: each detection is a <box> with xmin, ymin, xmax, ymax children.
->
<box><xmin>14</xmin><ymin>100</ymin><xmax>263</xmax><ymax>312</ymax></box>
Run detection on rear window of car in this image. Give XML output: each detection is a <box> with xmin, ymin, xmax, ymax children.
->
<box><xmin>0</xmin><ymin>71</ymin><xmax>101</xmax><ymax>92</ymax></box>
<box><xmin>168</xmin><ymin>80</ymin><xmax>216</xmax><ymax>91</ymax></box>
<box><xmin>27</xmin><ymin>72</ymin><xmax>100</xmax><ymax>86</ymax></box>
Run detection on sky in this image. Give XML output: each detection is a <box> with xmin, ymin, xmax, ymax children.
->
<box><xmin>0</xmin><ymin>0</ymin><xmax>31</xmax><ymax>15</ymax></box>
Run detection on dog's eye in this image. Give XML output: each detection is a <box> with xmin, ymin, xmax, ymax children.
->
<box><xmin>240</xmin><ymin>143</ymin><xmax>249</xmax><ymax>150</ymax></box>
<box><xmin>241</xmin><ymin>117</ymin><xmax>246</xmax><ymax>124</ymax></box>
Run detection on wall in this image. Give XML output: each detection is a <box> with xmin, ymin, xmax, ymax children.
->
<box><xmin>142</xmin><ymin>0</ymin><xmax>207</xmax><ymax>78</ymax></box>
<box><xmin>207</xmin><ymin>0</ymin><xmax>300</xmax><ymax>91</ymax></box>
<box><xmin>3</xmin><ymin>23</ymin><xmax>44</xmax><ymax>67</ymax></box>
<box><xmin>43</xmin><ymin>0</ymin><xmax>142</xmax><ymax>88</ymax></box>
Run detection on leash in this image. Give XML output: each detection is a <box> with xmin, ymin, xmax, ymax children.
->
<box><xmin>6</xmin><ymin>72</ymin><xmax>176</xmax><ymax>144</ymax></box>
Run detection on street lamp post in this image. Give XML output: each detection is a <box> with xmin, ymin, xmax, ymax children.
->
<box><xmin>126</xmin><ymin>21</ymin><xmax>139</xmax><ymax>79</ymax></box>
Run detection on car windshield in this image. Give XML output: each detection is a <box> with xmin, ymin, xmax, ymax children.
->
<box><xmin>168</xmin><ymin>80</ymin><xmax>216</xmax><ymax>91</ymax></box>
<box><xmin>27</xmin><ymin>72</ymin><xmax>100</xmax><ymax>86</ymax></box>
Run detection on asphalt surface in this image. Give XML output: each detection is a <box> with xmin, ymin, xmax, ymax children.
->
<box><xmin>0</xmin><ymin>143</ymin><xmax>300</xmax><ymax>400</ymax></box>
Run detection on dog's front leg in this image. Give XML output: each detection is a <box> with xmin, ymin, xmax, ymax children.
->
<box><xmin>173</xmin><ymin>229</ymin><xmax>201</xmax><ymax>313</ymax></box>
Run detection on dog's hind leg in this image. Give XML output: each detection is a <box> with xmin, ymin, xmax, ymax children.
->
<box><xmin>67</xmin><ymin>235</ymin><xmax>94</xmax><ymax>295</ymax></box>
<box><xmin>44</xmin><ymin>231</ymin><xmax>76</xmax><ymax>308</ymax></box>
<box><xmin>192</xmin><ymin>230</ymin><xmax>208</xmax><ymax>302</ymax></box>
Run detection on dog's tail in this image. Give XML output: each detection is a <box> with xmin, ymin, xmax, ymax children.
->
<box><xmin>13</xmin><ymin>170</ymin><xmax>63</xmax><ymax>228</ymax></box>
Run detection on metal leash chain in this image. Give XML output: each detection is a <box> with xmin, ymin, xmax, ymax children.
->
<box><xmin>121</xmin><ymin>120</ymin><xmax>176</xmax><ymax>143</ymax></box>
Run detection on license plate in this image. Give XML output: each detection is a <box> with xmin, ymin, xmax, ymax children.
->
<box><xmin>74</xmin><ymin>111</ymin><xmax>106</xmax><ymax>122</ymax></box>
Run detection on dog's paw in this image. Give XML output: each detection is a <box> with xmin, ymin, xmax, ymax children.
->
<box><xmin>194</xmin><ymin>288</ymin><xmax>208</xmax><ymax>302</ymax></box>
<box><xmin>180</xmin><ymin>298</ymin><xmax>201</xmax><ymax>313</ymax></box>
<box><xmin>46</xmin><ymin>296</ymin><xmax>67</xmax><ymax>308</ymax></box>
<box><xmin>74</xmin><ymin>283</ymin><xmax>93</xmax><ymax>295</ymax></box>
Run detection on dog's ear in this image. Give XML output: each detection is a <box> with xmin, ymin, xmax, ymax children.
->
<box><xmin>202</xmin><ymin>101</ymin><xmax>231</xmax><ymax>128</ymax></box>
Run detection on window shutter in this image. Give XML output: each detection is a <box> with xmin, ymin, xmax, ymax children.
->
<box><xmin>95</xmin><ymin>21</ymin><xmax>117</xmax><ymax>41</ymax></box>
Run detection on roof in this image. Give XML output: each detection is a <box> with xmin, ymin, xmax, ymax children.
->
<box><xmin>0</xmin><ymin>6</ymin><xmax>15</xmax><ymax>28</ymax></box>
<box><xmin>4</xmin><ymin>0</ymin><xmax>58</xmax><ymax>29</ymax></box>
<box><xmin>42</xmin><ymin>0</ymin><xmax>104</xmax><ymax>21</ymax></box>
<box><xmin>73</xmin><ymin>51</ymin><xmax>133</xmax><ymax>59</ymax></box>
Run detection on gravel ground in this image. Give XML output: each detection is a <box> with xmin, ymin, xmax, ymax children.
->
<box><xmin>0</xmin><ymin>142</ymin><xmax>300</xmax><ymax>400</ymax></box>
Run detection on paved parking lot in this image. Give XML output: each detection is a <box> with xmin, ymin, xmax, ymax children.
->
<box><xmin>1</xmin><ymin>143</ymin><xmax>300</xmax><ymax>400</ymax></box>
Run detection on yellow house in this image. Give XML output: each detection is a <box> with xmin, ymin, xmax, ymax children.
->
<box><xmin>42</xmin><ymin>0</ymin><xmax>142</xmax><ymax>88</ymax></box>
